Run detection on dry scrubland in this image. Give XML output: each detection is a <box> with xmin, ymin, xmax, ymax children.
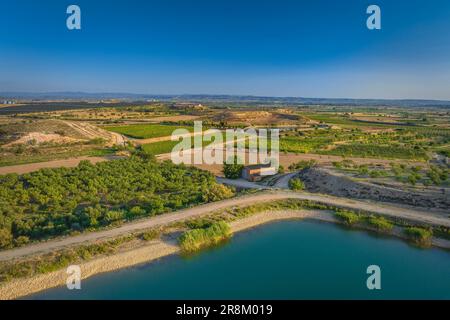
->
<box><xmin>0</xmin><ymin>118</ymin><xmax>123</xmax><ymax>167</ymax></box>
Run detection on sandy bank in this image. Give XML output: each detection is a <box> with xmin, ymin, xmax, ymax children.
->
<box><xmin>229</xmin><ymin>209</ymin><xmax>336</xmax><ymax>232</ymax></box>
<box><xmin>0</xmin><ymin>241</ymin><xmax>179</xmax><ymax>300</ymax></box>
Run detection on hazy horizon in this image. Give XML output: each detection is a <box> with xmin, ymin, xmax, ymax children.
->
<box><xmin>3</xmin><ymin>91</ymin><xmax>450</xmax><ymax>104</ymax></box>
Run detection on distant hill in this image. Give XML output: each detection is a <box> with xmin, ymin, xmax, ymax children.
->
<box><xmin>1</xmin><ymin>92</ymin><xmax>450</xmax><ymax>108</ymax></box>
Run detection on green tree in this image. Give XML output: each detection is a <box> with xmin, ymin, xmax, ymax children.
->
<box><xmin>203</xmin><ymin>184</ymin><xmax>235</xmax><ymax>202</ymax></box>
<box><xmin>223</xmin><ymin>157</ymin><xmax>244</xmax><ymax>179</ymax></box>
<box><xmin>0</xmin><ymin>228</ymin><xmax>12</xmax><ymax>249</ymax></box>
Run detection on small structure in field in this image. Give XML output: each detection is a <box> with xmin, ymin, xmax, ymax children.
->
<box><xmin>242</xmin><ymin>164</ymin><xmax>277</xmax><ymax>182</ymax></box>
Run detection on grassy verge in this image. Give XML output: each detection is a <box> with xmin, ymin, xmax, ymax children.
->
<box><xmin>335</xmin><ymin>210</ymin><xmax>361</xmax><ymax>225</ymax></box>
<box><xmin>179</xmin><ymin>222</ymin><xmax>232</xmax><ymax>253</ymax></box>
<box><xmin>367</xmin><ymin>215</ymin><xmax>394</xmax><ymax>232</ymax></box>
<box><xmin>404</xmin><ymin>227</ymin><xmax>433</xmax><ymax>246</ymax></box>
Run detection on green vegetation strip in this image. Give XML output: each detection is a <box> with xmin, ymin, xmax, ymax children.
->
<box><xmin>179</xmin><ymin>221</ymin><xmax>232</xmax><ymax>253</ymax></box>
<box><xmin>105</xmin><ymin>124</ymin><xmax>193</xmax><ymax>139</ymax></box>
<box><xmin>142</xmin><ymin>134</ymin><xmax>228</xmax><ymax>155</ymax></box>
<box><xmin>279</xmin><ymin>126</ymin><xmax>448</xmax><ymax>160</ymax></box>
<box><xmin>334</xmin><ymin>209</ymin><xmax>435</xmax><ymax>246</ymax></box>
<box><xmin>404</xmin><ymin>227</ymin><xmax>433</xmax><ymax>246</ymax></box>
<box><xmin>319</xmin><ymin>144</ymin><xmax>428</xmax><ymax>160</ymax></box>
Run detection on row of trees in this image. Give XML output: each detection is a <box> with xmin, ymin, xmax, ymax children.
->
<box><xmin>0</xmin><ymin>157</ymin><xmax>234</xmax><ymax>249</ymax></box>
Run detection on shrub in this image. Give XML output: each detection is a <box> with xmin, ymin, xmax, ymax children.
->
<box><xmin>289</xmin><ymin>178</ymin><xmax>305</xmax><ymax>191</ymax></box>
<box><xmin>289</xmin><ymin>160</ymin><xmax>317</xmax><ymax>171</ymax></box>
<box><xmin>358</xmin><ymin>165</ymin><xmax>369</xmax><ymax>175</ymax></box>
<box><xmin>14</xmin><ymin>236</ymin><xmax>30</xmax><ymax>246</ymax></box>
<box><xmin>179</xmin><ymin>221</ymin><xmax>232</xmax><ymax>252</ymax></box>
<box><xmin>335</xmin><ymin>210</ymin><xmax>361</xmax><ymax>225</ymax></box>
<box><xmin>332</xmin><ymin>161</ymin><xmax>343</xmax><ymax>169</ymax></box>
<box><xmin>202</xmin><ymin>184</ymin><xmax>235</xmax><ymax>202</ymax></box>
<box><xmin>0</xmin><ymin>228</ymin><xmax>12</xmax><ymax>249</ymax></box>
<box><xmin>141</xmin><ymin>229</ymin><xmax>161</xmax><ymax>241</ymax></box>
<box><xmin>369</xmin><ymin>170</ymin><xmax>379</xmax><ymax>178</ymax></box>
<box><xmin>367</xmin><ymin>215</ymin><xmax>394</xmax><ymax>232</ymax></box>
<box><xmin>13</xmin><ymin>144</ymin><xmax>26</xmax><ymax>155</ymax></box>
<box><xmin>185</xmin><ymin>218</ymin><xmax>214</xmax><ymax>229</ymax></box>
<box><xmin>104</xmin><ymin>210</ymin><xmax>125</xmax><ymax>223</ymax></box>
<box><xmin>404</xmin><ymin>227</ymin><xmax>433</xmax><ymax>246</ymax></box>
<box><xmin>408</xmin><ymin>173</ymin><xmax>419</xmax><ymax>185</ymax></box>
<box><xmin>223</xmin><ymin>156</ymin><xmax>244</xmax><ymax>179</ymax></box>
<box><xmin>128</xmin><ymin>206</ymin><xmax>146</xmax><ymax>219</ymax></box>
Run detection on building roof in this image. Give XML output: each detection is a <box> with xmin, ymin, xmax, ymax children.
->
<box><xmin>243</xmin><ymin>163</ymin><xmax>275</xmax><ymax>170</ymax></box>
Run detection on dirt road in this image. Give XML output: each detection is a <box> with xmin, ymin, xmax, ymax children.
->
<box><xmin>0</xmin><ymin>156</ymin><xmax>114</xmax><ymax>175</ymax></box>
<box><xmin>0</xmin><ymin>190</ymin><xmax>448</xmax><ymax>262</ymax></box>
<box><xmin>272</xmin><ymin>172</ymin><xmax>299</xmax><ymax>188</ymax></box>
<box><xmin>133</xmin><ymin>131</ymin><xmax>203</xmax><ymax>145</ymax></box>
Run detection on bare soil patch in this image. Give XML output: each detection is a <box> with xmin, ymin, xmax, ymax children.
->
<box><xmin>0</xmin><ymin>156</ymin><xmax>111</xmax><ymax>175</ymax></box>
<box><xmin>4</xmin><ymin>132</ymin><xmax>80</xmax><ymax>147</ymax></box>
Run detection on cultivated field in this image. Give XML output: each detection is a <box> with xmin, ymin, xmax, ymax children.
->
<box><xmin>105</xmin><ymin>123</ymin><xmax>193</xmax><ymax>139</ymax></box>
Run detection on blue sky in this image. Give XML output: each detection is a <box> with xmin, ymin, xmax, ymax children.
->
<box><xmin>1</xmin><ymin>0</ymin><xmax>450</xmax><ymax>99</ymax></box>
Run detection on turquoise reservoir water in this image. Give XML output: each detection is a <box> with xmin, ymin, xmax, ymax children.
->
<box><xmin>29</xmin><ymin>220</ymin><xmax>450</xmax><ymax>299</ymax></box>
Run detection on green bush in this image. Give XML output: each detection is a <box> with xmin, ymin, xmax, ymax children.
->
<box><xmin>332</xmin><ymin>161</ymin><xmax>343</xmax><ymax>169</ymax></box>
<box><xmin>408</xmin><ymin>173</ymin><xmax>421</xmax><ymax>185</ymax></box>
<box><xmin>288</xmin><ymin>160</ymin><xmax>317</xmax><ymax>171</ymax></box>
<box><xmin>202</xmin><ymin>184</ymin><xmax>235</xmax><ymax>202</ymax></box>
<box><xmin>358</xmin><ymin>165</ymin><xmax>369</xmax><ymax>175</ymax></box>
<box><xmin>289</xmin><ymin>178</ymin><xmax>305</xmax><ymax>191</ymax></box>
<box><xmin>404</xmin><ymin>227</ymin><xmax>433</xmax><ymax>245</ymax></box>
<box><xmin>223</xmin><ymin>156</ymin><xmax>244</xmax><ymax>179</ymax></box>
<box><xmin>335</xmin><ymin>210</ymin><xmax>361</xmax><ymax>225</ymax></box>
<box><xmin>0</xmin><ymin>228</ymin><xmax>13</xmax><ymax>249</ymax></box>
<box><xmin>369</xmin><ymin>170</ymin><xmax>387</xmax><ymax>178</ymax></box>
<box><xmin>141</xmin><ymin>229</ymin><xmax>161</xmax><ymax>241</ymax></box>
<box><xmin>367</xmin><ymin>215</ymin><xmax>394</xmax><ymax>232</ymax></box>
<box><xmin>179</xmin><ymin>221</ymin><xmax>232</xmax><ymax>252</ymax></box>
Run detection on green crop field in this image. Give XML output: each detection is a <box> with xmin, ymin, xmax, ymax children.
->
<box><xmin>105</xmin><ymin>124</ymin><xmax>193</xmax><ymax>139</ymax></box>
<box><xmin>142</xmin><ymin>132</ymin><xmax>230</xmax><ymax>155</ymax></box>
<box><xmin>319</xmin><ymin>143</ymin><xmax>429</xmax><ymax>160</ymax></box>
<box><xmin>280</xmin><ymin>136</ymin><xmax>332</xmax><ymax>153</ymax></box>
<box><xmin>142</xmin><ymin>140</ymin><xmax>184</xmax><ymax>155</ymax></box>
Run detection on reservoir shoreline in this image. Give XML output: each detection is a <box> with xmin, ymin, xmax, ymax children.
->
<box><xmin>1</xmin><ymin>209</ymin><xmax>449</xmax><ymax>300</ymax></box>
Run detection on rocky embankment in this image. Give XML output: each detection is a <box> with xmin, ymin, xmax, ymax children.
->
<box><xmin>298</xmin><ymin>167</ymin><xmax>450</xmax><ymax>210</ymax></box>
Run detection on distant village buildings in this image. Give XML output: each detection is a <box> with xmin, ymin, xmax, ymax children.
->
<box><xmin>2</xmin><ymin>100</ymin><xmax>15</xmax><ymax>105</ymax></box>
